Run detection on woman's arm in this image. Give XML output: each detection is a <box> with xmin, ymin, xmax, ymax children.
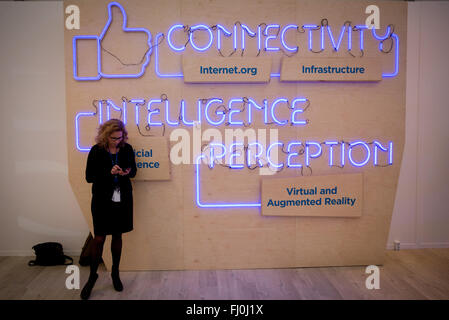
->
<box><xmin>126</xmin><ymin>144</ymin><xmax>138</xmax><ymax>178</ymax></box>
<box><xmin>86</xmin><ymin>145</ymin><xmax>112</xmax><ymax>183</ymax></box>
<box><xmin>85</xmin><ymin>146</ymin><xmax>97</xmax><ymax>183</ymax></box>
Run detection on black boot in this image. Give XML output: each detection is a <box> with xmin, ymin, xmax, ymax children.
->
<box><xmin>80</xmin><ymin>273</ymin><xmax>98</xmax><ymax>300</ymax></box>
<box><xmin>111</xmin><ymin>267</ymin><xmax>123</xmax><ymax>292</ymax></box>
<box><xmin>111</xmin><ymin>234</ymin><xmax>123</xmax><ymax>292</ymax></box>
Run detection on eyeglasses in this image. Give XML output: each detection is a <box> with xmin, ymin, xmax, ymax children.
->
<box><xmin>110</xmin><ymin>136</ymin><xmax>123</xmax><ymax>141</ymax></box>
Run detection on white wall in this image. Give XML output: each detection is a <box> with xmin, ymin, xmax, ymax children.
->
<box><xmin>387</xmin><ymin>1</ymin><xmax>449</xmax><ymax>249</ymax></box>
<box><xmin>0</xmin><ymin>2</ymin><xmax>88</xmax><ymax>255</ymax></box>
<box><xmin>0</xmin><ymin>1</ymin><xmax>447</xmax><ymax>256</ymax></box>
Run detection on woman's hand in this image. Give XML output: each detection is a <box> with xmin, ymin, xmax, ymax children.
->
<box><xmin>112</xmin><ymin>165</ymin><xmax>131</xmax><ymax>176</ymax></box>
<box><xmin>119</xmin><ymin>168</ymin><xmax>131</xmax><ymax>176</ymax></box>
<box><xmin>111</xmin><ymin>165</ymin><xmax>122</xmax><ymax>175</ymax></box>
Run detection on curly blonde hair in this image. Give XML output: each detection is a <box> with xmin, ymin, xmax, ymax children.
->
<box><xmin>95</xmin><ymin>119</ymin><xmax>128</xmax><ymax>149</ymax></box>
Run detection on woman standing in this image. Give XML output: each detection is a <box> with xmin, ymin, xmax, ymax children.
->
<box><xmin>81</xmin><ymin>119</ymin><xmax>137</xmax><ymax>300</ymax></box>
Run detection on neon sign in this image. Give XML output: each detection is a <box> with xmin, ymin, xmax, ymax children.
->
<box><xmin>72</xmin><ymin>2</ymin><xmax>152</xmax><ymax>81</ymax></box>
<box><xmin>71</xmin><ymin>2</ymin><xmax>399</xmax><ymax>210</ymax></box>
<box><xmin>75</xmin><ymin>96</ymin><xmax>310</xmax><ymax>150</ymax></box>
<box><xmin>195</xmin><ymin>140</ymin><xmax>393</xmax><ymax>208</ymax></box>
<box><xmin>72</xmin><ymin>2</ymin><xmax>400</xmax><ymax>80</ymax></box>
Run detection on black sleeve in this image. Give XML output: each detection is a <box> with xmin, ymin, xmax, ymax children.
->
<box><xmin>86</xmin><ymin>145</ymin><xmax>112</xmax><ymax>184</ymax></box>
<box><xmin>125</xmin><ymin>144</ymin><xmax>137</xmax><ymax>178</ymax></box>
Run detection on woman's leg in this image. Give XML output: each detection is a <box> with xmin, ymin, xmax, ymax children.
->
<box><xmin>81</xmin><ymin>235</ymin><xmax>105</xmax><ymax>300</ymax></box>
<box><xmin>90</xmin><ymin>235</ymin><xmax>106</xmax><ymax>275</ymax></box>
<box><xmin>111</xmin><ymin>233</ymin><xmax>123</xmax><ymax>291</ymax></box>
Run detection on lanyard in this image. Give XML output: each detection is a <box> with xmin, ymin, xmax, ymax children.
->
<box><xmin>108</xmin><ymin>151</ymin><xmax>118</xmax><ymax>166</ymax></box>
<box><xmin>108</xmin><ymin>151</ymin><xmax>119</xmax><ymax>185</ymax></box>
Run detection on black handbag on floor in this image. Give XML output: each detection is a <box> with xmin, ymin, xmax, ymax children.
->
<box><xmin>28</xmin><ymin>242</ymin><xmax>73</xmax><ymax>266</ymax></box>
<box><xmin>78</xmin><ymin>233</ymin><xmax>103</xmax><ymax>266</ymax></box>
<box><xmin>79</xmin><ymin>233</ymin><xmax>93</xmax><ymax>266</ymax></box>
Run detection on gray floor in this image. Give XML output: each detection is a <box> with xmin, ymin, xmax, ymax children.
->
<box><xmin>1</xmin><ymin>249</ymin><xmax>448</xmax><ymax>300</ymax></box>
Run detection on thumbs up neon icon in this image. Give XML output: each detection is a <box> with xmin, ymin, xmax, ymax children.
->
<box><xmin>72</xmin><ymin>2</ymin><xmax>152</xmax><ymax>81</ymax></box>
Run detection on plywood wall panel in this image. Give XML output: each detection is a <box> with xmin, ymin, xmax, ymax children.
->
<box><xmin>65</xmin><ymin>0</ymin><xmax>406</xmax><ymax>270</ymax></box>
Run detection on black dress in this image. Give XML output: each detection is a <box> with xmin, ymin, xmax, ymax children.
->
<box><xmin>86</xmin><ymin>143</ymin><xmax>137</xmax><ymax>236</ymax></box>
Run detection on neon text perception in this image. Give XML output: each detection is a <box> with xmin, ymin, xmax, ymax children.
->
<box><xmin>200</xmin><ymin>140</ymin><xmax>393</xmax><ymax>169</ymax></box>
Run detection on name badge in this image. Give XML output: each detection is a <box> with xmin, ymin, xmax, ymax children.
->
<box><xmin>112</xmin><ymin>187</ymin><xmax>121</xmax><ymax>202</ymax></box>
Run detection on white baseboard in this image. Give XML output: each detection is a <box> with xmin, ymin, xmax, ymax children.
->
<box><xmin>417</xmin><ymin>242</ymin><xmax>449</xmax><ymax>248</ymax></box>
<box><xmin>386</xmin><ymin>242</ymin><xmax>449</xmax><ymax>250</ymax></box>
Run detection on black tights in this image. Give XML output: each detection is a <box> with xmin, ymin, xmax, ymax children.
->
<box><xmin>90</xmin><ymin>233</ymin><xmax>122</xmax><ymax>276</ymax></box>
